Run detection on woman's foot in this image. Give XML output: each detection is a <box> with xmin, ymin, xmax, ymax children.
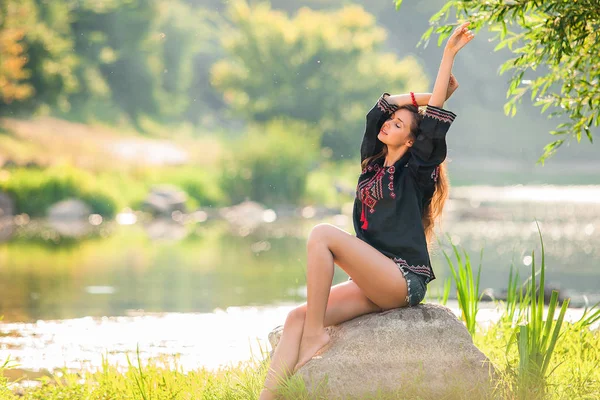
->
<box><xmin>294</xmin><ymin>330</ymin><xmax>330</xmax><ymax>372</ymax></box>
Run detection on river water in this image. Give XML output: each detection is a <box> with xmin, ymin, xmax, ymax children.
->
<box><xmin>0</xmin><ymin>185</ymin><xmax>599</xmax><ymax>374</ymax></box>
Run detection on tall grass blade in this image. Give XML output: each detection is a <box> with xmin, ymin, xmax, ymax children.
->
<box><xmin>541</xmin><ymin>295</ymin><xmax>570</xmax><ymax>376</ymax></box>
<box><xmin>573</xmin><ymin>300</ymin><xmax>600</xmax><ymax>329</ymax></box>
<box><xmin>540</xmin><ymin>292</ymin><xmax>558</xmax><ymax>352</ymax></box>
<box><xmin>503</xmin><ymin>264</ymin><xmax>521</xmax><ymax>326</ymax></box>
<box><xmin>514</xmin><ymin>222</ymin><xmax>571</xmax><ymax>397</ymax></box>
<box><xmin>441</xmin><ymin>236</ymin><xmax>482</xmax><ymax>336</ymax></box>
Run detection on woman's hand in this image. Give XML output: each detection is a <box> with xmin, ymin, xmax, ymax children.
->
<box><xmin>429</xmin><ymin>23</ymin><xmax>471</xmax><ymax>108</ymax></box>
<box><xmin>445</xmin><ymin>73</ymin><xmax>459</xmax><ymax>100</ymax></box>
<box><xmin>444</xmin><ymin>22</ymin><xmax>474</xmax><ymax>56</ymax></box>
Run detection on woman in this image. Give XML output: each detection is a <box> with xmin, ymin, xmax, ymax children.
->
<box><xmin>259</xmin><ymin>22</ymin><xmax>475</xmax><ymax>400</ymax></box>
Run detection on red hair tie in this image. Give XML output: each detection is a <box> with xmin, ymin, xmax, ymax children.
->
<box><xmin>410</xmin><ymin>92</ymin><xmax>418</xmax><ymax>107</ymax></box>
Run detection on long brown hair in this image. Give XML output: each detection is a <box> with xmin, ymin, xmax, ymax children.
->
<box><xmin>360</xmin><ymin>104</ymin><xmax>449</xmax><ymax>245</ymax></box>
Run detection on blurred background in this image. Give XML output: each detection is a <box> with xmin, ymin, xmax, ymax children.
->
<box><xmin>0</xmin><ymin>0</ymin><xmax>598</xmax><ymax>375</ymax></box>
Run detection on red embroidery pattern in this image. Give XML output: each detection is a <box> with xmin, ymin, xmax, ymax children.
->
<box><xmin>392</xmin><ymin>257</ymin><xmax>432</xmax><ymax>278</ymax></box>
<box><xmin>358</xmin><ymin>164</ymin><xmax>385</xmax><ymax>216</ymax></box>
<box><xmin>425</xmin><ymin>105</ymin><xmax>456</xmax><ymax>124</ymax></box>
<box><xmin>357</xmin><ymin>163</ymin><xmax>397</xmax><ymax>230</ymax></box>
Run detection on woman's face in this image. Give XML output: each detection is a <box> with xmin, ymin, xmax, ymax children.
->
<box><xmin>377</xmin><ymin>108</ymin><xmax>415</xmax><ymax>148</ymax></box>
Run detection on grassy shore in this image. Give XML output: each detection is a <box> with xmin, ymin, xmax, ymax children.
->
<box><xmin>0</xmin><ymin>310</ymin><xmax>598</xmax><ymax>400</ymax></box>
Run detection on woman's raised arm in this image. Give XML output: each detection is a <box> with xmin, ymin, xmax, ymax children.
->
<box><xmin>387</xmin><ymin>73</ymin><xmax>459</xmax><ymax>107</ymax></box>
<box><xmin>429</xmin><ymin>22</ymin><xmax>474</xmax><ymax>108</ymax></box>
<box><xmin>386</xmin><ymin>92</ymin><xmax>432</xmax><ymax>107</ymax></box>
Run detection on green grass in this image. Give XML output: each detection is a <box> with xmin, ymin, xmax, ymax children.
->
<box><xmin>442</xmin><ymin>238</ymin><xmax>483</xmax><ymax>336</ymax></box>
<box><xmin>1</xmin><ymin>316</ymin><xmax>598</xmax><ymax>399</ymax></box>
<box><xmin>439</xmin><ymin>224</ymin><xmax>600</xmax><ymax>399</ymax></box>
<box><xmin>511</xmin><ymin>223</ymin><xmax>570</xmax><ymax>398</ymax></box>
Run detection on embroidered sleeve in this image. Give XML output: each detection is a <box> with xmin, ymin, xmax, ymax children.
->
<box><xmin>360</xmin><ymin>93</ymin><xmax>399</xmax><ymax>162</ymax></box>
<box><xmin>410</xmin><ymin>105</ymin><xmax>456</xmax><ymax>166</ymax></box>
<box><xmin>409</xmin><ymin>105</ymin><xmax>456</xmax><ymax>187</ymax></box>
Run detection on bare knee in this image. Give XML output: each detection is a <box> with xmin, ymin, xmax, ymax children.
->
<box><xmin>284</xmin><ymin>306</ymin><xmax>306</xmax><ymax>330</ymax></box>
<box><xmin>307</xmin><ymin>223</ymin><xmax>335</xmax><ymax>250</ymax></box>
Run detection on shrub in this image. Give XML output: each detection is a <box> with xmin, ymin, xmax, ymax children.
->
<box><xmin>221</xmin><ymin>119</ymin><xmax>319</xmax><ymax>207</ymax></box>
<box><xmin>0</xmin><ymin>166</ymin><xmax>118</xmax><ymax>217</ymax></box>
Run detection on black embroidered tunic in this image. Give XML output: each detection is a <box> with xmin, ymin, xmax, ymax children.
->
<box><xmin>352</xmin><ymin>93</ymin><xmax>456</xmax><ymax>283</ymax></box>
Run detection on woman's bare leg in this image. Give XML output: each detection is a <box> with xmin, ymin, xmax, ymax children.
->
<box><xmin>259</xmin><ymin>281</ymin><xmax>382</xmax><ymax>400</ymax></box>
<box><xmin>295</xmin><ymin>223</ymin><xmax>409</xmax><ymax>371</ymax></box>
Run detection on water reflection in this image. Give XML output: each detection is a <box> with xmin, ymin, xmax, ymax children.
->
<box><xmin>0</xmin><ymin>187</ymin><xmax>599</xmax><ymax>324</ymax></box>
<box><xmin>0</xmin><ymin>220</ymin><xmax>314</xmax><ymax>322</ymax></box>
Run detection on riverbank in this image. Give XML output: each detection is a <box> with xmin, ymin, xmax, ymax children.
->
<box><xmin>1</xmin><ymin>302</ymin><xmax>598</xmax><ymax>399</ymax></box>
<box><xmin>0</xmin><ymin>302</ymin><xmax>597</xmax><ymax>376</ymax></box>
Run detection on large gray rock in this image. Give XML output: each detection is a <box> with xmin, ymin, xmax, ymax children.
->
<box><xmin>219</xmin><ymin>200</ymin><xmax>273</xmax><ymax>230</ymax></box>
<box><xmin>142</xmin><ymin>185</ymin><xmax>187</xmax><ymax>216</ymax></box>
<box><xmin>47</xmin><ymin>198</ymin><xmax>91</xmax><ymax>219</ymax></box>
<box><xmin>46</xmin><ymin>199</ymin><xmax>93</xmax><ymax>237</ymax></box>
<box><xmin>269</xmin><ymin>304</ymin><xmax>495</xmax><ymax>399</ymax></box>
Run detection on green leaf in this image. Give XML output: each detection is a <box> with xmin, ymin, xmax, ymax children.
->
<box><xmin>499</xmin><ymin>61</ymin><xmax>513</xmax><ymax>75</ymax></box>
<box><xmin>541</xmin><ymin>100</ymin><xmax>553</xmax><ymax>113</ymax></box>
<box><xmin>494</xmin><ymin>40</ymin><xmax>508</xmax><ymax>51</ymax></box>
<box><xmin>537</xmin><ymin>139</ymin><xmax>565</xmax><ymax>164</ymax></box>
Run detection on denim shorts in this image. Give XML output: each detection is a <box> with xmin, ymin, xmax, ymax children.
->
<box><xmin>346</xmin><ymin>261</ymin><xmax>428</xmax><ymax>307</ymax></box>
<box><xmin>396</xmin><ymin>265</ymin><xmax>428</xmax><ymax>307</ymax></box>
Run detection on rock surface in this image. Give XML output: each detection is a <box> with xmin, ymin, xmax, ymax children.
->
<box><xmin>142</xmin><ymin>185</ymin><xmax>187</xmax><ymax>216</ymax></box>
<box><xmin>47</xmin><ymin>198</ymin><xmax>91</xmax><ymax>219</ymax></box>
<box><xmin>268</xmin><ymin>303</ymin><xmax>495</xmax><ymax>399</ymax></box>
<box><xmin>219</xmin><ymin>200</ymin><xmax>270</xmax><ymax>229</ymax></box>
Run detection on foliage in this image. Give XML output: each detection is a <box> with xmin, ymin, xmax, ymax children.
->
<box><xmin>212</xmin><ymin>0</ymin><xmax>428</xmax><ymax>157</ymax></box>
<box><xmin>0</xmin><ymin>0</ymin><xmax>78</xmax><ymax>113</ymax></box>
<box><xmin>0</xmin><ymin>163</ymin><xmax>228</xmax><ymax>219</ymax></box>
<box><xmin>139</xmin><ymin>166</ymin><xmax>226</xmax><ymax>208</ymax></box>
<box><xmin>442</xmin><ymin>239</ymin><xmax>483</xmax><ymax>336</ymax></box>
<box><xmin>0</xmin><ymin>358</ymin><xmax>13</xmax><ymax>399</ymax></box>
<box><xmin>0</xmin><ymin>2</ymin><xmax>34</xmax><ymax>104</ymax></box>
<box><xmin>500</xmin><ymin>264</ymin><xmax>529</xmax><ymax>328</ymax></box>
<box><xmin>303</xmin><ymin>160</ymin><xmax>357</xmax><ymax>207</ymax></box>
<box><xmin>441</xmin><ymin>224</ymin><xmax>573</xmax><ymax>396</ymax></box>
<box><xmin>0</xmin><ymin>0</ymin><xmax>223</xmax><ymax>127</ymax></box>
<box><xmin>395</xmin><ymin>0</ymin><xmax>599</xmax><ymax>163</ymax></box>
<box><xmin>0</xmin><ymin>166</ymin><xmax>118</xmax><ymax>217</ymax></box>
<box><xmin>511</xmin><ymin>224</ymin><xmax>570</xmax><ymax>398</ymax></box>
<box><xmin>221</xmin><ymin>119</ymin><xmax>320</xmax><ymax>206</ymax></box>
